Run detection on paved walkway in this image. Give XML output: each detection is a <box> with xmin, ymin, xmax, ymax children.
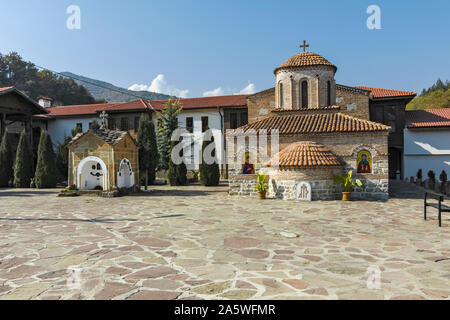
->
<box><xmin>0</xmin><ymin>184</ymin><xmax>449</xmax><ymax>300</ymax></box>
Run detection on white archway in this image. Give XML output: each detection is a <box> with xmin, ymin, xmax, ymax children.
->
<box><xmin>76</xmin><ymin>156</ymin><xmax>108</xmax><ymax>191</ymax></box>
<box><xmin>117</xmin><ymin>158</ymin><xmax>134</xmax><ymax>189</ymax></box>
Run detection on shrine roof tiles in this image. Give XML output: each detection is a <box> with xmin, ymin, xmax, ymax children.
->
<box><xmin>229</xmin><ymin>112</ymin><xmax>390</xmax><ymax>135</ymax></box>
<box><xmin>266</xmin><ymin>141</ymin><xmax>343</xmax><ymax>168</ymax></box>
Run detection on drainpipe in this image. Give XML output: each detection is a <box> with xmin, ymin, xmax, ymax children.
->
<box><xmin>217</xmin><ymin>106</ymin><xmax>225</xmax><ymax>178</ymax></box>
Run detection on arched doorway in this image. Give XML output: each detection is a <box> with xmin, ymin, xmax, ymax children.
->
<box><xmin>117</xmin><ymin>158</ymin><xmax>134</xmax><ymax>188</ymax></box>
<box><xmin>76</xmin><ymin>156</ymin><xmax>108</xmax><ymax>191</ymax></box>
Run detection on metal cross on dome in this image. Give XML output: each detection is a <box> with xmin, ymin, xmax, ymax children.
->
<box><xmin>100</xmin><ymin>110</ymin><xmax>109</xmax><ymax>128</ymax></box>
<box><xmin>300</xmin><ymin>40</ymin><xmax>310</xmax><ymax>52</ymax></box>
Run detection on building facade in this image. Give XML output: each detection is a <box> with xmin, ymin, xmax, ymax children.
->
<box><xmin>404</xmin><ymin>109</ymin><xmax>450</xmax><ymax>180</ymax></box>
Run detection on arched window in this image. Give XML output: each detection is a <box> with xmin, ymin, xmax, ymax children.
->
<box><xmin>327</xmin><ymin>80</ymin><xmax>331</xmax><ymax>106</ymax></box>
<box><xmin>301</xmin><ymin>80</ymin><xmax>308</xmax><ymax>108</ymax></box>
<box><xmin>279</xmin><ymin>82</ymin><xmax>284</xmax><ymax>108</ymax></box>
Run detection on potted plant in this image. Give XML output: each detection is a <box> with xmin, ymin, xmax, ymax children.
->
<box><xmin>333</xmin><ymin>170</ymin><xmax>363</xmax><ymax>201</ymax></box>
<box><xmin>254</xmin><ymin>171</ymin><xmax>269</xmax><ymax>199</ymax></box>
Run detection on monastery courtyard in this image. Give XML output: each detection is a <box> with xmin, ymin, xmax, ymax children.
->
<box><xmin>0</xmin><ymin>183</ymin><xmax>449</xmax><ymax>300</ymax></box>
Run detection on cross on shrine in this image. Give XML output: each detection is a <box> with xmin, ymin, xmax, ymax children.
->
<box><xmin>300</xmin><ymin>40</ymin><xmax>309</xmax><ymax>52</ymax></box>
<box><xmin>100</xmin><ymin>110</ymin><xmax>109</xmax><ymax>128</ymax></box>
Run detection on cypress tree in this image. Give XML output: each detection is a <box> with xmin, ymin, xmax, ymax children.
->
<box><xmin>167</xmin><ymin>141</ymin><xmax>177</xmax><ymax>186</ymax></box>
<box><xmin>34</xmin><ymin>130</ymin><xmax>58</xmax><ymax>188</ymax></box>
<box><xmin>176</xmin><ymin>137</ymin><xmax>187</xmax><ymax>186</ymax></box>
<box><xmin>13</xmin><ymin>129</ymin><xmax>34</xmax><ymax>188</ymax></box>
<box><xmin>156</xmin><ymin>99</ymin><xmax>182</xmax><ymax>170</ymax></box>
<box><xmin>199</xmin><ymin>129</ymin><xmax>220</xmax><ymax>186</ymax></box>
<box><xmin>0</xmin><ymin>130</ymin><xmax>13</xmax><ymax>187</ymax></box>
<box><xmin>137</xmin><ymin>114</ymin><xmax>158</xmax><ymax>189</ymax></box>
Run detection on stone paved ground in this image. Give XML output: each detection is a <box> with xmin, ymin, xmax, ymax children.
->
<box><xmin>0</xmin><ymin>183</ymin><xmax>449</xmax><ymax>300</ymax></box>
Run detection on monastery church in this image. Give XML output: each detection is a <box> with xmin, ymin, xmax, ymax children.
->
<box><xmin>229</xmin><ymin>44</ymin><xmax>391</xmax><ymax>201</ymax></box>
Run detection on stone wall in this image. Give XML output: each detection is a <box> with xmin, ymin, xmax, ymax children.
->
<box><xmin>275</xmin><ymin>66</ymin><xmax>336</xmax><ymax>109</ymax></box>
<box><xmin>227</xmin><ymin>131</ymin><xmax>390</xmax><ymax>201</ymax></box>
<box><xmin>335</xmin><ymin>85</ymin><xmax>370</xmax><ymax>120</ymax></box>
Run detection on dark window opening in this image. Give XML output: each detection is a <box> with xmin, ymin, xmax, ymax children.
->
<box><xmin>201</xmin><ymin>116</ymin><xmax>209</xmax><ymax>132</ymax></box>
<box><xmin>134</xmin><ymin>116</ymin><xmax>140</xmax><ymax>131</ymax></box>
<box><xmin>186</xmin><ymin>117</ymin><xmax>194</xmax><ymax>133</ymax></box>
<box><xmin>241</xmin><ymin>112</ymin><xmax>248</xmax><ymax>127</ymax></box>
<box><xmin>327</xmin><ymin>80</ymin><xmax>331</xmax><ymax>106</ymax></box>
<box><xmin>279</xmin><ymin>82</ymin><xmax>284</xmax><ymax>107</ymax></box>
<box><xmin>121</xmin><ymin>118</ymin><xmax>129</xmax><ymax>131</ymax></box>
<box><xmin>230</xmin><ymin>113</ymin><xmax>238</xmax><ymax>129</ymax></box>
<box><xmin>76</xmin><ymin>123</ymin><xmax>83</xmax><ymax>132</ymax></box>
<box><xmin>301</xmin><ymin>81</ymin><xmax>308</xmax><ymax>108</ymax></box>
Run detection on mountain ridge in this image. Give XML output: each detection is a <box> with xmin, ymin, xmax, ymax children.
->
<box><xmin>60</xmin><ymin>72</ymin><xmax>173</xmax><ymax>103</ymax></box>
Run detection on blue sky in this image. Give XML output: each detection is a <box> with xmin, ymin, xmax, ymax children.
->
<box><xmin>1</xmin><ymin>0</ymin><xmax>449</xmax><ymax>98</ymax></box>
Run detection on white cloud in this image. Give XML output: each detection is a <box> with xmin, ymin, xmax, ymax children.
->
<box><xmin>237</xmin><ymin>83</ymin><xmax>256</xmax><ymax>95</ymax></box>
<box><xmin>202</xmin><ymin>83</ymin><xmax>257</xmax><ymax>97</ymax></box>
<box><xmin>128</xmin><ymin>74</ymin><xmax>189</xmax><ymax>98</ymax></box>
<box><xmin>203</xmin><ymin>87</ymin><xmax>225</xmax><ymax>97</ymax></box>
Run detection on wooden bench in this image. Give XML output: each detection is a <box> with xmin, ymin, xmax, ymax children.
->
<box><xmin>424</xmin><ymin>192</ymin><xmax>450</xmax><ymax>227</ymax></box>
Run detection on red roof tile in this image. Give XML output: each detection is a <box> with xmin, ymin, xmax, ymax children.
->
<box><xmin>274</xmin><ymin>52</ymin><xmax>336</xmax><ymax>74</ymax></box>
<box><xmin>41</xmin><ymin>95</ymin><xmax>248</xmax><ymax>117</ymax></box>
<box><xmin>406</xmin><ymin>108</ymin><xmax>450</xmax><ymax>128</ymax></box>
<box><xmin>266</xmin><ymin>141</ymin><xmax>343</xmax><ymax>168</ymax></box>
<box><xmin>230</xmin><ymin>112</ymin><xmax>390</xmax><ymax>135</ymax></box>
<box><xmin>149</xmin><ymin>95</ymin><xmax>248</xmax><ymax>110</ymax></box>
<box><xmin>355</xmin><ymin>86</ymin><xmax>416</xmax><ymax>98</ymax></box>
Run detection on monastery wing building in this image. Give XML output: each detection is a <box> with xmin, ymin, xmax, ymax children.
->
<box><xmin>228</xmin><ymin>50</ymin><xmax>392</xmax><ymax>201</ymax></box>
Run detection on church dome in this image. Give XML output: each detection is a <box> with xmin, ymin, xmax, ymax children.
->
<box><xmin>274</xmin><ymin>52</ymin><xmax>337</xmax><ymax>74</ymax></box>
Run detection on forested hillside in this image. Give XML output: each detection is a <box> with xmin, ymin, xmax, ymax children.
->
<box><xmin>407</xmin><ymin>79</ymin><xmax>450</xmax><ymax>110</ymax></box>
<box><xmin>0</xmin><ymin>52</ymin><xmax>96</xmax><ymax>106</ymax></box>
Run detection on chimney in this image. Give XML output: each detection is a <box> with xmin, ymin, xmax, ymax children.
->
<box><xmin>38</xmin><ymin>96</ymin><xmax>53</xmax><ymax>108</ymax></box>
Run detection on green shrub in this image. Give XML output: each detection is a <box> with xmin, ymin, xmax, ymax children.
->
<box><xmin>34</xmin><ymin>131</ymin><xmax>58</xmax><ymax>188</ymax></box>
<box><xmin>440</xmin><ymin>170</ymin><xmax>447</xmax><ymax>183</ymax></box>
<box><xmin>13</xmin><ymin>129</ymin><xmax>34</xmax><ymax>188</ymax></box>
<box><xmin>199</xmin><ymin>129</ymin><xmax>220</xmax><ymax>186</ymax></box>
<box><xmin>0</xmin><ymin>130</ymin><xmax>13</xmax><ymax>187</ymax></box>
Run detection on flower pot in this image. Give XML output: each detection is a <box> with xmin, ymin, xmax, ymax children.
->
<box><xmin>342</xmin><ymin>192</ymin><xmax>351</xmax><ymax>201</ymax></box>
<box><xmin>257</xmin><ymin>191</ymin><xmax>266</xmax><ymax>199</ymax></box>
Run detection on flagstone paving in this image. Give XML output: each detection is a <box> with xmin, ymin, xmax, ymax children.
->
<box><xmin>0</xmin><ymin>184</ymin><xmax>449</xmax><ymax>300</ymax></box>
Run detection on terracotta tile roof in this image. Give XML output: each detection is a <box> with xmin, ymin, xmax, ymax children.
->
<box><xmin>41</xmin><ymin>100</ymin><xmax>149</xmax><ymax>117</ymax></box>
<box><xmin>355</xmin><ymin>86</ymin><xmax>416</xmax><ymax>98</ymax></box>
<box><xmin>40</xmin><ymin>95</ymin><xmax>248</xmax><ymax>118</ymax></box>
<box><xmin>230</xmin><ymin>112</ymin><xmax>390</xmax><ymax>135</ymax></box>
<box><xmin>266</xmin><ymin>141</ymin><xmax>343</xmax><ymax>168</ymax></box>
<box><xmin>274</xmin><ymin>52</ymin><xmax>337</xmax><ymax>74</ymax></box>
<box><xmin>68</xmin><ymin>128</ymin><xmax>134</xmax><ymax>146</ymax></box>
<box><xmin>406</xmin><ymin>108</ymin><xmax>450</xmax><ymax>128</ymax></box>
<box><xmin>149</xmin><ymin>94</ymin><xmax>248</xmax><ymax>110</ymax></box>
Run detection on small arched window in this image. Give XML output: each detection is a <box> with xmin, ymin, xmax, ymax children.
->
<box><xmin>301</xmin><ymin>80</ymin><xmax>308</xmax><ymax>108</ymax></box>
<box><xmin>327</xmin><ymin>80</ymin><xmax>331</xmax><ymax>106</ymax></box>
<box><xmin>279</xmin><ymin>82</ymin><xmax>284</xmax><ymax>108</ymax></box>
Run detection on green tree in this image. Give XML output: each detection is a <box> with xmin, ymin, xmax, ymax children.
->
<box><xmin>199</xmin><ymin>128</ymin><xmax>220</xmax><ymax>186</ymax></box>
<box><xmin>0</xmin><ymin>130</ymin><xmax>13</xmax><ymax>187</ymax></box>
<box><xmin>137</xmin><ymin>114</ymin><xmax>159</xmax><ymax>189</ymax></box>
<box><xmin>167</xmin><ymin>141</ymin><xmax>178</xmax><ymax>186</ymax></box>
<box><xmin>0</xmin><ymin>52</ymin><xmax>96</xmax><ymax>105</ymax></box>
<box><xmin>34</xmin><ymin>131</ymin><xmax>58</xmax><ymax>188</ymax></box>
<box><xmin>13</xmin><ymin>129</ymin><xmax>33</xmax><ymax>188</ymax></box>
<box><xmin>56</xmin><ymin>136</ymin><xmax>72</xmax><ymax>181</ymax></box>
<box><xmin>156</xmin><ymin>98</ymin><xmax>182</xmax><ymax>170</ymax></box>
